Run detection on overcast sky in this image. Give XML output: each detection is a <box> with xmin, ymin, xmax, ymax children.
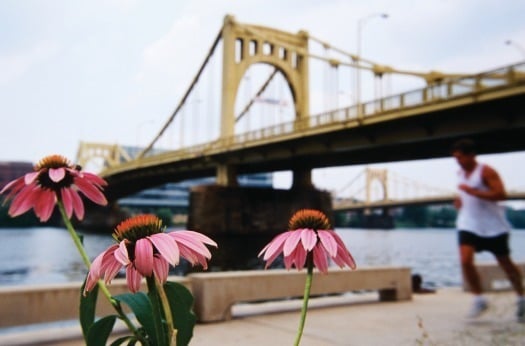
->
<box><xmin>1</xmin><ymin>0</ymin><xmax>524</xmax><ymax>198</ymax></box>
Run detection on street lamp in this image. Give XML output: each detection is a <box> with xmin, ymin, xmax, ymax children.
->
<box><xmin>356</xmin><ymin>13</ymin><xmax>388</xmax><ymax>113</ymax></box>
<box><xmin>505</xmin><ymin>39</ymin><xmax>525</xmax><ymax>59</ymax></box>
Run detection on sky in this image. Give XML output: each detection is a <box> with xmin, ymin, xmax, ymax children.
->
<box><xmin>1</xmin><ymin>0</ymin><xmax>525</xmax><ymax>200</ymax></box>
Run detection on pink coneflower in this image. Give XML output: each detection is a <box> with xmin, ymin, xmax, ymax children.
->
<box><xmin>0</xmin><ymin>154</ymin><xmax>107</xmax><ymax>222</ymax></box>
<box><xmin>260</xmin><ymin>209</ymin><xmax>356</xmax><ymax>346</ymax></box>
<box><xmin>85</xmin><ymin>214</ymin><xmax>217</xmax><ymax>294</ymax></box>
<box><xmin>258</xmin><ymin>209</ymin><xmax>356</xmax><ymax>273</ymax></box>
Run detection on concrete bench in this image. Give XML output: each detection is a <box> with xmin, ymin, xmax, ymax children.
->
<box><xmin>189</xmin><ymin>266</ymin><xmax>412</xmax><ymax>322</ymax></box>
<box><xmin>0</xmin><ymin>276</ymin><xmax>191</xmax><ymax>328</ymax></box>
<box><xmin>462</xmin><ymin>262</ymin><xmax>525</xmax><ymax>292</ymax></box>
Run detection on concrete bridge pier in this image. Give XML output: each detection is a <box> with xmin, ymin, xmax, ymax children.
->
<box><xmin>186</xmin><ymin>185</ymin><xmax>333</xmax><ymax>270</ymax></box>
<box><xmin>291</xmin><ymin>167</ymin><xmax>314</xmax><ymax>189</ymax></box>
<box><xmin>188</xmin><ymin>166</ymin><xmax>332</xmax><ymax>235</ymax></box>
<box><xmin>187</xmin><ymin>184</ymin><xmax>333</xmax><ymax>235</ymax></box>
<box><xmin>361</xmin><ymin>207</ymin><xmax>394</xmax><ymax>229</ymax></box>
<box><xmin>186</xmin><ymin>166</ymin><xmax>333</xmax><ymax>269</ymax></box>
<box><xmin>216</xmin><ymin>164</ymin><xmax>238</xmax><ymax>187</ymax></box>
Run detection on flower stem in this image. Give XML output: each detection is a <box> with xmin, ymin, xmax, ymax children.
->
<box><xmin>294</xmin><ymin>254</ymin><xmax>314</xmax><ymax>346</ymax></box>
<box><xmin>147</xmin><ymin>276</ymin><xmax>169</xmax><ymax>346</ymax></box>
<box><xmin>57</xmin><ymin>202</ymin><xmax>91</xmax><ymax>269</ymax></box>
<box><xmin>56</xmin><ymin>201</ymin><xmax>144</xmax><ymax>344</ymax></box>
<box><xmin>155</xmin><ymin>278</ymin><xmax>177</xmax><ymax>346</ymax></box>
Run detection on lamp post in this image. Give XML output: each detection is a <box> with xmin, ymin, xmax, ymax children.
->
<box><xmin>356</xmin><ymin>13</ymin><xmax>388</xmax><ymax>114</ymax></box>
<box><xmin>505</xmin><ymin>39</ymin><xmax>525</xmax><ymax>59</ymax></box>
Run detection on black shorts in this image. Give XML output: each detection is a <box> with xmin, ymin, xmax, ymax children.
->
<box><xmin>458</xmin><ymin>230</ymin><xmax>510</xmax><ymax>256</ymax></box>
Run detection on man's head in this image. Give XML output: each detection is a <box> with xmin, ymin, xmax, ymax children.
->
<box><xmin>451</xmin><ymin>138</ymin><xmax>477</xmax><ymax>171</ymax></box>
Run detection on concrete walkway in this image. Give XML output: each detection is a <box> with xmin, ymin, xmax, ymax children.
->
<box><xmin>1</xmin><ymin>287</ymin><xmax>524</xmax><ymax>345</ymax></box>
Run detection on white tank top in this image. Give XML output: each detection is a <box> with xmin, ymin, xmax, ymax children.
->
<box><xmin>456</xmin><ymin>163</ymin><xmax>511</xmax><ymax>236</ymax></box>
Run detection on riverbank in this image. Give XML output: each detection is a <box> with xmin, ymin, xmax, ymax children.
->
<box><xmin>1</xmin><ymin>287</ymin><xmax>524</xmax><ymax>345</ymax></box>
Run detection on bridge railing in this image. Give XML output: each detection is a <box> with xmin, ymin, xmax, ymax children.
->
<box><xmin>126</xmin><ymin>62</ymin><xmax>524</xmax><ymax>168</ymax></box>
<box><xmin>231</xmin><ymin>62</ymin><xmax>524</xmax><ymax>146</ymax></box>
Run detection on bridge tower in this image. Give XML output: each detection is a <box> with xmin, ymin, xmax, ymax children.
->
<box><xmin>188</xmin><ymin>16</ymin><xmax>331</xmax><ymax>238</ymax></box>
<box><xmin>218</xmin><ymin>15</ymin><xmax>310</xmax><ymax>186</ymax></box>
<box><xmin>365</xmin><ymin>167</ymin><xmax>389</xmax><ymax>203</ymax></box>
<box><xmin>361</xmin><ymin>167</ymin><xmax>394</xmax><ymax>228</ymax></box>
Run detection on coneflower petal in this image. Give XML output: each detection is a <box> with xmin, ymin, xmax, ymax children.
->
<box><xmin>48</xmin><ymin>168</ymin><xmax>66</xmax><ymax>183</ymax></box>
<box><xmin>81</xmin><ymin>172</ymin><xmax>108</xmax><ymax>187</ymax></box>
<box><xmin>134</xmin><ymin>238</ymin><xmax>154</xmax><ymax>276</ymax></box>
<box><xmin>292</xmin><ymin>245</ymin><xmax>308</xmax><ymax>270</ymax></box>
<box><xmin>92</xmin><ymin>246</ymin><xmax>117</xmax><ymax>278</ymax></box>
<box><xmin>173</xmin><ymin>230</ymin><xmax>217</xmax><ymax>248</ymax></box>
<box><xmin>261</xmin><ymin>245</ymin><xmax>283</xmax><ymax>269</ymax></box>
<box><xmin>149</xmin><ymin>233</ymin><xmax>180</xmax><ymax>266</ymax></box>
<box><xmin>8</xmin><ymin>185</ymin><xmax>38</xmax><ymax>217</ymax></box>
<box><xmin>115</xmin><ymin>241</ymin><xmax>131</xmax><ymax>265</ymax></box>
<box><xmin>260</xmin><ymin>232</ymin><xmax>289</xmax><ymax>260</ymax></box>
<box><xmin>0</xmin><ymin>176</ymin><xmax>25</xmax><ymax>196</ymax></box>
<box><xmin>331</xmin><ymin>233</ymin><xmax>357</xmax><ymax>269</ymax></box>
<box><xmin>283</xmin><ymin>230</ymin><xmax>302</xmax><ymax>256</ymax></box>
<box><xmin>170</xmin><ymin>232</ymin><xmax>212</xmax><ymax>258</ymax></box>
<box><xmin>69</xmin><ymin>189</ymin><xmax>85</xmax><ymax>220</ymax></box>
<box><xmin>153</xmin><ymin>256</ymin><xmax>170</xmax><ymax>283</ymax></box>
<box><xmin>83</xmin><ymin>245</ymin><xmax>120</xmax><ymax>295</ymax></box>
<box><xmin>102</xmin><ymin>258</ymin><xmax>124</xmax><ymax>285</ymax></box>
<box><xmin>61</xmin><ymin>188</ymin><xmax>74</xmax><ymax>218</ymax></box>
<box><xmin>126</xmin><ymin>266</ymin><xmax>143</xmax><ymax>293</ymax></box>
<box><xmin>34</xmin><ymin>189</ymin><xmax>56</xmax><ymax>222</ymax></box>
<box><xmin>312</xmin><ymin>245</ymin><xmax>329</xmax><ymax>273</ymax></box>
<box><xmin>283</xmin><ymin>251</ymin><xmax>294</xmax><ymax>270</ymax></box>
<box><xmin>24</xmin><ymin>172</ymin><xmax>39</xmax><ymax>185</ymax></box>
<box><xmin>74</xmin><ymin>177</ymin><xmax>108</xmax><ymax>206</ymax></box>
<box><xmin>317</xmin><ymin>230</ymin><xmax>338</xmax><ymax>257</ymax></box>
<box><xmin>300</xmin><ymin>228</ymin><xmax>317</xmax><ymax>251</ymax></box>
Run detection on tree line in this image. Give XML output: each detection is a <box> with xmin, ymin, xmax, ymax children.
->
<box><xmin>2</xmin><ymin>203</ymin><xmax>525</xmax><ymax>230</ymax></box>
<box><xmin>335</xmin><ymin>204</ymin><xmax>525</xmax><ymax>229</ymax></box>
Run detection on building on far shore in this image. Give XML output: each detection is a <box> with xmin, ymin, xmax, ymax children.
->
<box><xmin>113</xmin><ymin>145</ymin><xmax>274</xmax><ymax>223</ymax></box>
<box><xmin>117</xmin><ymin>173</ymin><xmax>273</xmax><ymax>224</ymax></box>
<box><xmin>0</xmin><ymin>161</ymin><xmax>33</xmax><ymax>190</ymax></box>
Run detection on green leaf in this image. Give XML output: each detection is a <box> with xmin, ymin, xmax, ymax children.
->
<box><xmin>164</xmin><ymin>281</ymin><xmax>197</xmax><ymax>346</ymax></box>
<box><xmin>87</xmin><ymin>315</ymin><xmax>117</xmax><ymax>346</ymax></box>
<box><xmin>80</xmin><ymin>278</ymin><xmax>99</xmax><ymax>340</ymax></box>
<box><xmin>116</xmin><ymin>292</ymin><xmax>164</xmax><ymax>346</ymax></box>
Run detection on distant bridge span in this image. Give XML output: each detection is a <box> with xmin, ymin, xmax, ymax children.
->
<box><xmin>333</xmin><ymin>191</ymin><xmax>525</xmax><ymax>211</ymax></box>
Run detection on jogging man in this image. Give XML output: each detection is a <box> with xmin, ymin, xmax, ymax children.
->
<box><xmin>452</xmin><ymin>138</ymin><xmax>524</xmax><ymax>321</ymax></box>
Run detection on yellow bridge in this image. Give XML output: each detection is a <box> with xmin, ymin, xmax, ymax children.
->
<box><xmin>74</xmin><ymin>15</ymin><xmax>525</xmax><ymax>202</ymax></box>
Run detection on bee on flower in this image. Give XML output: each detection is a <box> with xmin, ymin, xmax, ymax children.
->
<box><xmin>85</xmin><ymin>214</ymin><xmax>218</xmax><ymax>294</ymax></box>
<box><xmin>0</xmin><ymin>154</ymin><xmax>107</xmax><ymax>222</ymax></box>
<box><xmin>258</xmin><ymin>209</ymin><xmax>356</xmax><ymax>273</ymax></box>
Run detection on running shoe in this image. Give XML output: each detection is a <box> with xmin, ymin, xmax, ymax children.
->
<box><xmin>518</xmin><ymin>298</ymin><xmax>525</xmax><ymax>323</ymax></box>
<box><xmin>466</xmin><ymin>298</ymin><xmax>488</xmax><ymax>318</ymax></box>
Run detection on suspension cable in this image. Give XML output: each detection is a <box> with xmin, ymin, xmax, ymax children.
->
<box><xmin>235</xmin><ymin>68</ymin><xmax>279</xmax><ymax>123</ymax></box>
<box><xmin>137</xmin><ymin>27</ymin><xmax>223</xmax><ymax>159</ymax></box>
<box><xmin>338</xmin><ymin>169</ymin><xmax>365</xmax><ymax>194</ymax></box>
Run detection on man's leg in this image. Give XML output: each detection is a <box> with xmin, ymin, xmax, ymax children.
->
<box><xmin>460</xmin><ymin>244</ymin><xmax>482</xmax><ymax>294</ymax></box>
<box><xmin>496</xmin><ymin>255</ymin><xmax>524</xmax><ymax>296</ymax></box>
<box><xmin>460</xmin><ymin>244</ymin><xmax>489</xmax><ymax>317</ymax></box>
<box><xmin>496</xmin><ymin>255</ymin><xmax>525</xmax><ymax>322</ymax></box>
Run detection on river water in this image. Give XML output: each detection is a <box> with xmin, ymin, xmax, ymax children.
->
<box><xmin>0</xmin><ymin>227</ymin><xmax>524</xmax><ymax>288</ymax></box>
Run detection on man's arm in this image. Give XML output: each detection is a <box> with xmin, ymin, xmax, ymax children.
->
<box><xmin>458</xmin><ymin>165</ymin><xmax>507</xmax><ymax>201</ymax></box>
